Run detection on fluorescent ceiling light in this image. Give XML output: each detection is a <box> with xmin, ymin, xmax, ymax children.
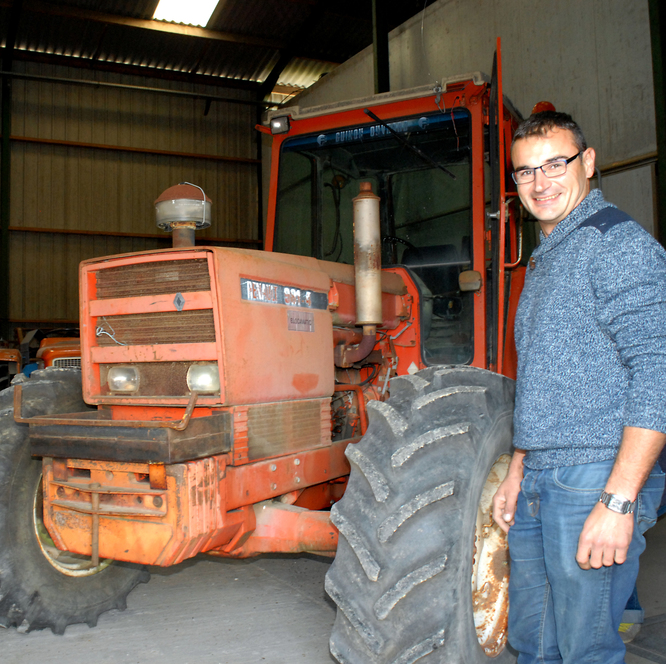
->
<box><xmin>153</xmin><ymin>0</ymin><xmax>220</xmax><ymax>27</ymax></box>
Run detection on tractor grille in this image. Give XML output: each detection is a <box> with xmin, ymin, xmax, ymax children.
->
<box><xmin>96</xmin><ymin>310</ymin><xmax>216</xmax><ymax>346</ymax></box>
<box><xmin>95</xmin><ymin>259</ymin><xmax>210</xmax><ymax>299</ymax></box>
<box><xmin>52</xmin><ymin>358</ymin><xmax>81</xmax><ymax>369</ymax></box>
<box><xmin>94</xmin><ymin>257</ymin><xmax>215</xmax><ymax>347</ymax></box>
<box><xmin>247</xmin><ymin>400</ymin><xmax>327</xmax><ymax>461</ymax></box>
<box><xmin>89</xmin><ymin>256</ymin><xmax>218</xmax><ymax>401</ymax></box>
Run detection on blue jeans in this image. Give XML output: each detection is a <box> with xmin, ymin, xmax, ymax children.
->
<box><xmin>507</xmin><ymin>460</ymin><xmax>665</xmax><ymax>664</ymax></box>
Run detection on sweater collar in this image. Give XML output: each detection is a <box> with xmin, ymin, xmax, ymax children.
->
<box><xmin>533</xmin><ymin>189</ymin><xmax>613</xmax><ymax>256</ymax></box>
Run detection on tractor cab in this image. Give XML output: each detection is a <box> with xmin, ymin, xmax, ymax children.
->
<box><xmin>265</xmin><ymin>73</ymin><xmax>524</xmax><ymax>375</ymax></box>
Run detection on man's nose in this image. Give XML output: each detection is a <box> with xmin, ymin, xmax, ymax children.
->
<box><xmin>533</xmin><ymin>167</ymin><xmax>550</xmax><ymax>190</ymax></box>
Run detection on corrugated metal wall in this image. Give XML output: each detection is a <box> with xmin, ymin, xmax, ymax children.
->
<box><xmin>7</xmin><ymin>60</ymin><xmax>259</xmax><ymax>325</ymax></box>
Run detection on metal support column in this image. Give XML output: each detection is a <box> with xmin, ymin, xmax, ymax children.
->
<box><xmin>0</xmin><ymin>75</ymin><xmax>10</xmax><ymax>339</ymax></box>
<box><xmin>255</xmin><ymin>105</ymin><xmax>264</xmax><ymax>248</ymax></box>
<box><xmin>650</xmin><ymin>0</ymin><xmax>666</xmax><ymax>245</ymax></box>
<box><xmin>1</xmin><ymin>1</ymin><xmax>23</xmax><ymax>339</ymax></box>
<box><xmin>372</xmin><ymin>0</ymin><xmax>389</xmax><ymax>94</ymax></box>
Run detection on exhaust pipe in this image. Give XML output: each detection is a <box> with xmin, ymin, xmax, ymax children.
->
<box><xmin>171</xmin><ymin>223</ymin><xmax>197</xmax><ymax>248</ymax></box>
<box><xmin>335</xmin><ymin>182</ymin><xmax>382</xmax><ymax>368</ymax></box>
<box><xmin>353</xmin><ymin>182</ymin><xmax>382</xmax><ymax>327</ymax></box>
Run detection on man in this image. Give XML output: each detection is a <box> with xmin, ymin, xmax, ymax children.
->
<box><xmin>492</xmin><ymin>111</ymin><xmax>666</xmax><ymax>664</ymax></box>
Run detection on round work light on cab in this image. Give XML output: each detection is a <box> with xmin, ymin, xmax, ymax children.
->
<box><xmin>531</xmin><ymin>101</ymin><xmax>556</xmax><ymax>114</ymax></box>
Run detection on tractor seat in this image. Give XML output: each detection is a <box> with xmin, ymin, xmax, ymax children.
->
<box><xmin>402</xmin><ymin>244</ymin><xmax>462</xmax><ymax>296</ymax></box>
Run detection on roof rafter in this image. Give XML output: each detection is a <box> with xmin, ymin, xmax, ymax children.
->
<box><xmin>15</xmin><ymin>0</ymin><xmax>286</xmax><ymax>50</ymax></box>
<box><xmin>258</xmin><ymin>0</ymin><xmax>331</xmax><ymax>99</ymax></box>
<box><xmin>3</xmin><ymin>47</ymin><xmax>262</xmax><ymax>91</ymax></box>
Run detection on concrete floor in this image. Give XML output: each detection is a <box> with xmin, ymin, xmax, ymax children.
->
<box><xmin>1</xmin><ymin>517</ymin><xmax>664</xmax><ymax>664</ymax></box>
<box><xmin>626</xmin><ymin>513</ymin><xmax>666</xmax><ymax>664</ymax></box>
<box><xmin>0</xmin><ymin>554</ymin><xmax>337</xmax><ymax>664</ymax></box>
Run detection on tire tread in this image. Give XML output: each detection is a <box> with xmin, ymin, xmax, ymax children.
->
<box><xmin>0</xmin><ymin>368</ymin><xmax>149</xmax><ymax>634</ymax></box>
<box><xmin>327</xmin><ymin>368</ymin><xmax>516</xmax><ymax>664</ymax></box>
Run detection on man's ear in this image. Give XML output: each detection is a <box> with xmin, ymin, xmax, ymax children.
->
<box><xmin>583</xmin><ymin>147</ymin><xmax>596</xmax><ymax>178</ymax></box>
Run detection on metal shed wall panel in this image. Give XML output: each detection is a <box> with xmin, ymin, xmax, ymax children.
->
<box><xmin>10</xmin><ymin>233</ymin><xmax>165</xmax><ymax>324</ymax></box>
<box><xmin>11</xmin><ymin>145</ymin><xmax>256</xmax><ymax>236</ymax></box>
<box><xmin>7</xmin><ymin>61</ymin><xmax>258</xmax><ymax>324</ymax></box>
<box><xmin>11</xmin><ymin>63</ymin><xmax>256</xmax><ymax>156</ymax></box>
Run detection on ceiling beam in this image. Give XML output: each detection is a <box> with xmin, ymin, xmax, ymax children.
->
<box><xmin>372</xmin><ymin>0</ymin><xmax>389</xmax><ymax>94</ymax></box>
<box><xmin>2</xmin><ymin>68</ymin><xmax>277</xmax><ymax>108</ymax></box>
<box><xmin>258</xmin><ymin>0</ymin><xmax>329</xmax><ymax>99</ymax></box>
<box><xmin>14</xmin><ymin>0</ymin><xmax>285</xmax><ymax>50</ymax></box>
<box><xmin>3</xmin><ymin>48</ymin><xmax>263</xmax><ymax>91</ymax></box>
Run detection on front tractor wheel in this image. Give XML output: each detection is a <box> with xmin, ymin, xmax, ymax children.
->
<box><xmin>0</xmin><ymin>368</ymin><xmax>149</xmax><ymax>634</ymax></box>
<box><xmin>326</xmin><ymin>366</ymin><xmax>516</xmax><ymax>664</ymax></box>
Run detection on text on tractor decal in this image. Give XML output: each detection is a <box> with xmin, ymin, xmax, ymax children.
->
<box><xmin>240</xmin><ymin>278</ymin><xmax>328</xmax><ymax>310</ymax></box>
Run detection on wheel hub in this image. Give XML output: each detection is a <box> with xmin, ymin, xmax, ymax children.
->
<box><xmin>472</xmin><ymin>454</ymin><xmax>512</xmax><ymax>656</ymax></box>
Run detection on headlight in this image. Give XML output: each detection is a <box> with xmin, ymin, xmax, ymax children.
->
<box><xmin>187</xmin><ymin>363</ymin><xmax>220</xmax><ymax>394</ymax></box>
<box><xmin>107</xmin><ymin>366</ymin><xmax>140</xmax><ymax>392</ymax></box>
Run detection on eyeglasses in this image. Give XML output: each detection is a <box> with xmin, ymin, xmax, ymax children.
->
<box><xmin>511</xmin><ymin>151</ymin><xmax>583</xmax><ymax>185</ymax></box>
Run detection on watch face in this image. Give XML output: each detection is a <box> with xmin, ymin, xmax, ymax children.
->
<box><xmin>600</xmin><ymin>491</ymin><xmax>634</xmax><ymax>513</ymax></box>
<box><xmin>608</xmin><ymin>495</ymin><xmax>627</xmax><ymax>512</ymax></box>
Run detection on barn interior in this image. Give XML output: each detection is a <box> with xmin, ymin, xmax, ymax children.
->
<box><xmin>0</xmin><ymin>2</ymin><xmax>664</xmax><ymax>663</ymax></box>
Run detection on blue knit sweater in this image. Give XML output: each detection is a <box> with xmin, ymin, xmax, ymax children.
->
<box><xmin>514</xmin><ymin>189</ymin><xmax>666</xmax><ymax>469</ymax></box>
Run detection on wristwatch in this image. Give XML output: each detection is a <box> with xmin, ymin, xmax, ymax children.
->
<box><xmin>599</xmin><ymin>491</ymin><xmax>636</xmax><ymax>514</ymax></box>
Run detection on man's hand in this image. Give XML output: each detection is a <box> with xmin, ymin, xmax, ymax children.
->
<box><xmin>492</xmin><ymin>450</ymin><xmax>526</xmax><ymax>534</ymax></box>
<box><xmin>492</xmin><ymin>473</ymin><xmax>522</xmax><ymax>533</ymax></box>
<box><xmin>575</xmin><ymin>426</ymin><xmax>665</xmax><ymax>570</ymax></box>
<box><xmin>576</xmin><ymin>502</ymin><xmax>634</xmax><ymax>569</ymax></box>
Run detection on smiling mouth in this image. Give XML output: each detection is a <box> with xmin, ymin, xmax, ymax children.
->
<box><xmin>534</xmin><ymin>193</ymin><xmax>560</xmax><ymax>202</ymax></box>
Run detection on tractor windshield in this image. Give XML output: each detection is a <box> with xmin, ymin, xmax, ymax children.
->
<box><xmin>273</xmin><ymin>108</ymin><xmax>473</xmax><ymax>365</ymax></box>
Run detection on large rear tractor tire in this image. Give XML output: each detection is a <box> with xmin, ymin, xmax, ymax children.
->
<box><xmin>0</xmin><ymin>368</ymin><xmax>149</xmax><ymax>634</ymax></box>
<box><xmin>326</xmin><ymin>366</ymin><xmax>517</xmax><ymax>664</ymax></box>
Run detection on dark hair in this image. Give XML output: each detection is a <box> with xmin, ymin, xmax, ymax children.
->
<box><xmin>512</xmin><ymin>111</ymin><xmax>587</xmax><ymax>151</ymax></box>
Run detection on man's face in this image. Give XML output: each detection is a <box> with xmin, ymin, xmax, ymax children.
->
<box><xmin>511</xmin><ymin>128</ymin><xmax>596</xmax><ymax>235</ymax></box>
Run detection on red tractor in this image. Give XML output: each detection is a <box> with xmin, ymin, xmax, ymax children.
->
<box><xmin>0</xmin><ymin>48</ymin><xmax>526</xmax><ymax>663</ymax></box>
<box><xmin>36</xmin><ymin>335</ymin><xmax>81</xmax><ymax>370</ymax></box>
<box><xmin>0</xmin><ymin>331</ymin><xmax>80</xmax><ymax>389</ymax></box>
